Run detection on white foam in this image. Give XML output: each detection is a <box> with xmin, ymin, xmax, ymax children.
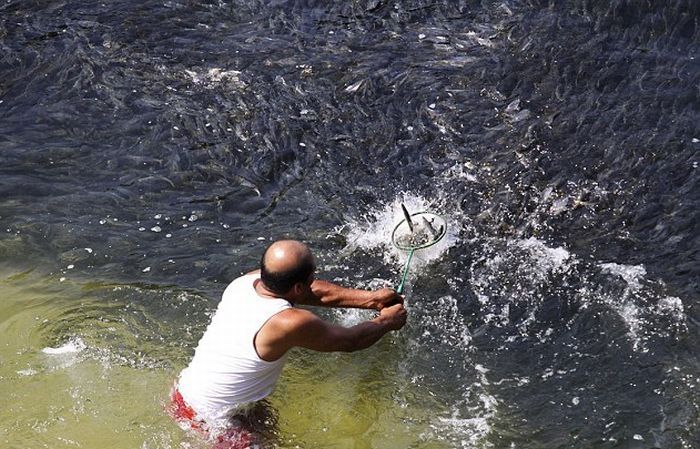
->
<box><xmin>434</xmin><ymin>415</ymin><xmax>492</xmax><ymax>447</ymax></box>
<box><xmin>619</xmin><ymin>302</ymin><xmax>646</xmax><ymax>352</ymax></box>
<box><xmin>656</xmin><ymin>296</ymin><xmax>684</xmax><ymax>321</ymax></box>
<box><xmin>597</xmin><ymin>264</ymin><xmax>687</xmax><ymax>352</ymax></box>
<box><xmin>429</xmin><ymin>387</ymin><xmax>497</xmax><ymax>448</ymax></box>
<box><xmin>474</xmin><ymin>364</ymin><xmax>489</xmax><ymax>374</ymax></box>
<box><xmin>343</xmin><ymin>194</ymin><xmax>457</xmax><ymax>270</ymax></box>
<box><xmin>41</xmin><ymin>337</ymin><xmax>86</xmax><ymax>355</ymax></box>
<box><xmin>469</xmin><ymin>238</ymin><xmax>572</xmax><ymax>324</ymax></box>
<box><xmin>599</xmin><ymin>263</ymin><xmax>647</xmax><ymax>290</ymax></box>
<box><xmin>332</xmin><ymin>307</ymin><xmax>372</xmax><ymax>327</ymax></box>
<box><xmin>514</xmin><ymin>237</ymin><xmax>571</xmax><ymax>273</ymax></box>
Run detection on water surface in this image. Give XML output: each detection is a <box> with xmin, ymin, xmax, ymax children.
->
<box><xmin>1</xmin><ymin>0</ymin><xmax>698</xmax><ymax>448</ymax></box>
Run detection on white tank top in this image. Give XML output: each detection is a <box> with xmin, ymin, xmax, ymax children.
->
<box><xmin>177</xmin><ymin>273</ymin><xmax>291</xmax><ymax>423</ymax></box>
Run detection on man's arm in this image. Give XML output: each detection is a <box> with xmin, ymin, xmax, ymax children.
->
<box><xmin>247</xmin><ymin>268</ymin><xmax>402</xmax><ymax>310</ymax></box>
<box><xmin>298</xmin><ymin>279</ymin><xmax>403</xmax><ymax>310</ymax></box>
<box><xmin>255</xmin><ymin>304</ymin><xmax>407</xmax><ymax>361</ymax></box>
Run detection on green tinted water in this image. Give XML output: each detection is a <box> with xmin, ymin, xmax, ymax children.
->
<box><xmin>0</xmin><ymin>270</ymin><xmax>460</xmax><ymax>449</ymax></box>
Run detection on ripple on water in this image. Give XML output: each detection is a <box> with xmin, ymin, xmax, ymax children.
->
<box><xmin>0</xmin><ymin>272</ymin><xmax>203</xmax><ymax>448</ymax></box>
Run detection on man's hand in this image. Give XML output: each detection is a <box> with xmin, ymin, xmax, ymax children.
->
<box><xmin>377</xmin><ymin>303</ymin><xmax>407</xmax><ymax>330</ymax></box>
<box><xmin>370</xmin><ymin>288</ymin><xmax>404</xmax><ymax>310</ymax></box>
<box><xmin>258</xmin><ymin>303</ymin><xmax>408</xmax><ymax>358</ymax></box>
<box><xmin>300</xmin><ymin>279</ymin><xmax>404</xmax><ymax>310</ymax></box>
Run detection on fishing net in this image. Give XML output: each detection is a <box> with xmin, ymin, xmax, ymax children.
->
<box><xmin>392</xmin><ymin>212</ymin><xmax>447</xmax><ymax>251</ymax></box>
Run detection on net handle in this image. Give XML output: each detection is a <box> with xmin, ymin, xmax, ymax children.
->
<box><xmin>396</xmin><ymin>249</ymin><xmax>415</xmax><ymax>294</ymax></box>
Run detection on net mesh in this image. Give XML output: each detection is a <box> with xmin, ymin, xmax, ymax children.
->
<box><xmin>392</xmin><ymin>212</ymin><xmax>446</xmax><ymax>250</ymax></box>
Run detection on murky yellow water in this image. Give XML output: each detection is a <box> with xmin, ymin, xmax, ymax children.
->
<box><xmin>1</xmin><ymin>270</ymin><xmax>455</xmax><ymax>449</ymax></box>
<box><xmin>0</xmin><ymin>271</ymin><xmax>179</xmax><ymax>448</ymax></box>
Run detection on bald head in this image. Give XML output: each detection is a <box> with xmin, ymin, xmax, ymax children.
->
<box><xmin>260</xmin><ymin>240</ymin><xmax>316</xmax><ymax>295</ymax></box>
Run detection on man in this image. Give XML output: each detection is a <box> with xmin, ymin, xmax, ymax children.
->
<box><xmin>171</xmin><ymin>239</ymin><xmax>407</xmax><ymax>447</ymax></box>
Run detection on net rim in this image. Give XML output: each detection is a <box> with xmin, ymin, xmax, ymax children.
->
<box><xmin>391</xmin><ymin>211</ymin><xmax>447</xmax><ymax>251</ymax></box>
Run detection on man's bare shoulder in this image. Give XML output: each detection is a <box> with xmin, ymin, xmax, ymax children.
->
<box><xmin>269</xmin><ymin>307</ymin><xmax>321</xmax><ymax>331</ymax></box>
<box><xmin>258</xmin><ymin>308</ymin><xmax>327</xmax><ymax>355</ymax></box>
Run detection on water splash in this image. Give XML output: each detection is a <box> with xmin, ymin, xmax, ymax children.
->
<box><xmin>41</xmin><ymin>337</ymin><xmax>87</xmax><ymax>355</ymax></box>
<box><xmin>335</xmin><ymin>194</ymin><xmax>498</xmax><ymax>447</ymax></box>
<box><xmin>342</xmin><ymin>193</ymin><xmax>459</xmax><ymax>270</ymax></box>
<box><xmin>597</xmin><ymin>262</ymin><xmax>687</xmax><ymax>352</ymax></box>
<box><xmin>600</xmin><ymin>263</ymin><xmax>648</xmax><ymax>290</ymax></box>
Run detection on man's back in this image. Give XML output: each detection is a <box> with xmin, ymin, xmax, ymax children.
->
<box><xmin>177</xmin><ymin>273</ymin><xmax>291</xmax><ymax>423</ymax></box>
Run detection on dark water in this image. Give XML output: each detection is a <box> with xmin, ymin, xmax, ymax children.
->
<box><xmin>1</xmin><ymin>0</ymin><xmax>698</xmax><ymax>448</ymax></box>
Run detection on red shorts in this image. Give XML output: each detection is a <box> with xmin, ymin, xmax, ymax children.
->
<box><xmin>168</xmin><ymin>387</ymin><xmax>255</xmax><ymax>449</ymax></box>
<box><xmin>168</xmin><ymin>387</ymin><xmax>206</xmax><ymax>431</ymax></box>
